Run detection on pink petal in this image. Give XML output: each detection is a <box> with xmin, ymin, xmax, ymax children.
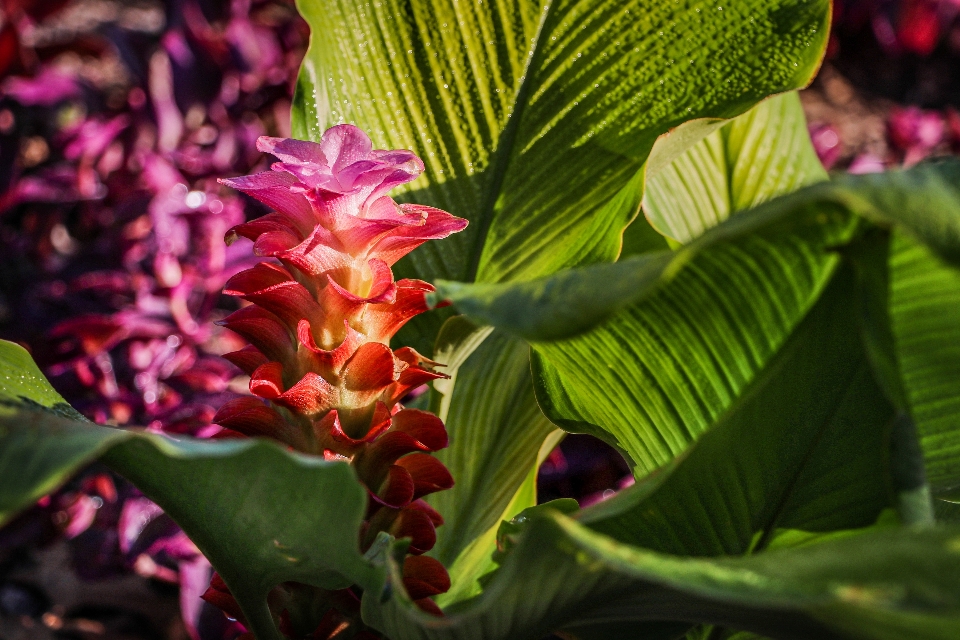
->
<box><xmin>369</xmin><ymin>204</ymin><xmax>469</xmax><ymax>265</ymax></box>
<box><xmin>220</xmin><ymin>172</ymin><xmax>316</xmax><ymax>234</ymax></box>
<box><xmin>257</xmin><ymin>136</ymin><xmax>328</xmax><ymax>167</ymax></box>
<box><xmin>228</xmin><ymin>212</ymin><xmax>303</xmax><ymax>249</ymax></box>
<box><xmin>321</xmin><ymin>124</ymin><xmax>374</xmax><ymax>174</ymax></box>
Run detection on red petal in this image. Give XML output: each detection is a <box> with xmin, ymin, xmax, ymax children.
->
<box><xmin>397</xmin><ymin>453</ymin><xmax>454</xmax><ymax>499</ymax></box>
<box><xmin>372</xmin><ymin>464</ymin><xmax>414</xmax><ymax>508</ymax></box>
<box><xmin>403</xmin><ymin>555</ymin><xmax>451</xmax><ymax>600</ymax></box>
<box><xmin>391</xmin><ymin>507</ymin><xmax>437</xmax><ymax>554</ymax></box>
<box><xmin>354</xmin><ymin>410</ymin><xmax>449</xmax><ymax>481</ymax></box>
<box><xmin>218</xmin><ymin>305</ymin><xmax>293</xmax><ymax>363</ymax></box>
<box><xmin>249</xmin><ymin>361</ymin><xmax>285</xmax><ymax>399</ymax></box>
<box><xmin>359</xmin><ymin>280</ymin><xmax>433</xmax><ymax>343</ymax></box>
<box><xmin>296</xmin><ymin>319</ymin><xmax>361</xmax><ymax>377</ymax></box>
<box><xmin>276</xmin><ymin>223</ymin><xmax>351</xmax><ymax>277</ymax></box>
<box><xmin>343</xmin><ymin>342</ymin><xmax>398</xmax><ymax>391</ymax></box>
<box><xmin>246</xmin><ymin>281</ymin><xmax>322</xmax><ymax>331</ymax></box>
<box><xmin>227</xmin><ymin>213</ymin><xmax>303</xmax><ymax>255</ymax></box>
<box><xmin>275</xmin><ymin>372</ymin><xmax>337</xmax><ymax>415</ymax></box>
<box><xmin>313</xmin><ymin>405</ymin><xmax>392</xmax><ymax>456</ymax></box>
<box><xmin>201</xmin><ymin>573</ymin><xmax>247</xmax><ymax>623</ymax></box>
<box><xmin>390</xmin><ymin>409</ymin><xmax>448</xmax><ymax>451</ymax></box>
<box><xmin>213</xmin><ymin>397</ymin><xmax>304</xmax><ymax>449</ymax></box>
<box><xmin>324</xmin><ymin>258</ymin><xmax>397</xmax><ymax>313</ymax></box>
<box><xmin>406</xmin><ymin>499</ymin><xmax>444</xmax><ymax>527</ymax></box>
<box><xmin>354</xmin><ymin>433</ymin><xmax>425</xmax><ymax>486</ymax></box>
<box><xmin>413</xmin><ymin>598</ymin><xmax>444</xmax><ymax>617</ymax></box>
<box><xmin>222</xmin><ymin>345</ymin><xmax>268</xmax><ymax>376</ymax></box>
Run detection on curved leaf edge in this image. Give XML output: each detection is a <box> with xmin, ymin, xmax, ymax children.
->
<box><xmin>365</xmin><ymin>506</ymin><xmax>960</xmax><ymax>640</ymax></box>
<box><xmin>0</xmin><ymin>399</ymin><xmax>378</xmax><ymax>640</ymax></box>
<box><xmin>430</xmin><ymin>159</ymin><xmax>960</xmax><ymax>343</ymax></box>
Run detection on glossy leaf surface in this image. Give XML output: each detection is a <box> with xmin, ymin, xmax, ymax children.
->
<box><xmin>293</xmin><ymin>0</ymin><xmax>830</xmax><ymax>287</ymax></box>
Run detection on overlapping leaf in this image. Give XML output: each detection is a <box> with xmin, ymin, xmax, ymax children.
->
<box><xmin>434</xmin><ymin>156</ymin><xmax>960</xmax><ymax>478</ymax></box>
<box><xmin>365</xmin><ymin>507</ymin><xmax>960</xmax><ymax>640</ymax></box>
<box><xmin>355</xmin><ymin>268</ymin><xmax>958</xmax><ymax>640</ymax></box>
<box><xmin>0</xmin><ymin>341</ymin><xmax>376</xmax><ymax>640</ymax></box>
<box><xmin>293</xmin><ymin>0</ymin><xmax>830</xmax><ymax>289</ymax></box>
<box><xmin>428</xmin><ymin>91</ymin><xmax>837</xmax><ymax>344</ymax></box>
<box><xmin>888</xmin><ymin>231</ymin><xmax>960</xmax><ymax>500</ymax></box>
<box><xmin>577</xmin><ymin>267</ymin><xmax>897</xmax><ymax>556</ymax></box>
<box><xmin>427</xmin><ymin>322</ymin><xmax>559</xmax><ymax>568</ymax></box>
<box><xmin>644</xmin><ymin>91</ymin><xmax>827</xmax><ymax>243</ymax></box>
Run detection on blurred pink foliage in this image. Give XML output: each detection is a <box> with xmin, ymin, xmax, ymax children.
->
<box><xmin>0</xmin><ymin>0</ymin><xmax>307</xmax><ymax>637</ymax></box>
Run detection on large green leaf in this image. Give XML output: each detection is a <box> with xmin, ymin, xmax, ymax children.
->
<box><xmin>0</xmin><ymin>341</ymin><xmax>376</xmax><ymax>640</ymax></box>
<box><xmin>426</xmin><ymin>91</ymin><xmax>836</xmax><ymax>343</ymax></box>
<box><xmin>889</xmin><ymin>231</ymin><xmax>960</xmax><ymax>500</ymax></box>
<box><xmin>535</xmin><ymin>202</ymin><xmax>852</xmax><ymax>473</ymax></box>
<box><xmin>360</xmin><ymin>268</ymin><xmax>955</xmax><ymax>640</ymax></box>
<box><xmin>576</xmin><ymin>266</ymin><xmax>897</xmax><ymax>556</ymax></box>
<box><xmin>428</xmin><ymin>322</ymin><xmax>560</xmax><ymax>566</ymax></box>
<box><xmin>293</xmin><ymin>0</ymin><xmax>830</xmax><ymax>288</ymax></box>
<box><xmin>365</xmin><ymin>507</ymin><xmax>960</xmax><ymax>640</ymax></box>
<box><xmin>431</xmin><ymin>160</ymin><xmax>960</xmax><ymax>478</ymax></box>
<box><xmin>434</xmin><ymin>437</ymin><xmax>560</xmax><ymax>608</ymax></box>
<box><xmin>643</xmin><ymin>91</ymin><xmax>827</xmax><ymax>243</ymax></box>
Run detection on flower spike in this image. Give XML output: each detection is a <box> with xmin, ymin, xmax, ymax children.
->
<box><xmin>213</xmin><ymin>125</ymin><xmax>467</xmax><ymax>627</ymax></box>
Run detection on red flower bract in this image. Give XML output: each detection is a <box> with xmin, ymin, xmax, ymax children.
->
<box><xmin>212</xmin><ymin>124</ymin><xmax>467</xmax><ymax>623</ymax></box>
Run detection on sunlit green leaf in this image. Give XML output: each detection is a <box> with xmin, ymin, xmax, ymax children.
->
<box><xmin>889</xmin><ymin>231</ymin><xmax>960</xmax><ymax>500</ymax></box>
<box><xmin>428</xmin><ymin>327</ymin><xmax>559</xmax><ymax>566</ymax></box>
<box><xmin>293</xmin><ymin>0</ymin><xmax>829</xmax><ymax>288</ymax></box>
<box><xmin>577</xmin><ymin>268</ymin><xmax>897</xmax><ymax>555</ymax></box>
<box><xmin>644</xmin><ymin>91</ymin><xmax>827</xmax><ymax>243</ymax></box>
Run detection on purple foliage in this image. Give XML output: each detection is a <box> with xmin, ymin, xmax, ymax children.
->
<box><xmin>0</xmin><ymin>0</ymin><xmax>307</xmax><ymax>637</ymax></box>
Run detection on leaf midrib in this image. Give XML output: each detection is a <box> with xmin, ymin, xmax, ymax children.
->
<box><xmin>465</xmin><ymin>0</ymin><xmax>555</xmax><ymax>282</ymax></box>
<box><xmin>751</xmin><ymin>360</ymin><xmax>869</xmax><ymax>555</ymax></box>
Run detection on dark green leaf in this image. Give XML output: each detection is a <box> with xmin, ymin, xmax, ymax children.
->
<box><xmin>889</xmin><ymin>230</ymin><xmax>960</xmax><ymax>500</ymax></box>
<box><xmin>577</xmin><ymin>267</ymin><xmax>896</xmax><ymax>555</ymax></box>
<box><xmin>0</xmin><ymin>341</ymin><xmax>376</xmax><ymax>640</ymax></box>
<box><xmin>366</xmin><ymin>508</ymin><xmax>960</xmax><ymax>640</ymax></box>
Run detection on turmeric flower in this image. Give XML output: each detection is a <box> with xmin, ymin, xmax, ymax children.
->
<box><xmin>212</xmin><ymin>125</ymin><xmax>467</xmax><ymax>620</ymax></box>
